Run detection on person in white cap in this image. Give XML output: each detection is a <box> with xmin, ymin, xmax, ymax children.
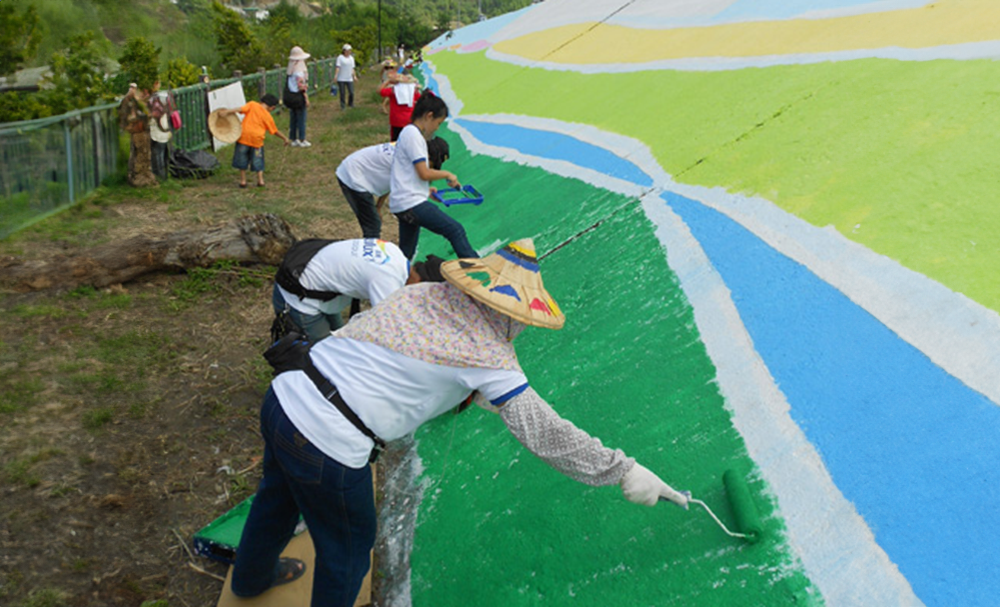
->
<box><xmin>334</xmin><ymin>43</ymin><xmax>357</xmax><ymax>110</ymax></box>
<box><xmin>230</xmin><ymin>239</ymin><xmax>689</xmax><ymax>607</ymax></box>
<box><xmin>284</xmin><ymin>46</ymin><xmax>312</xmax><ymax>147</ymax></box>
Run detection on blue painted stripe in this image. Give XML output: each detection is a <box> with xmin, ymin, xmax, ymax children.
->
<box><xmin>453</xmin><ymin>119</ymin><xmax>654</xmax><ymax>188</ymax></box>
<box><xmin>664</xmin><ymin>190</ymin><xmax>1000</xmax><ymax>607</ymax></box>
<box><xmin>711</xmin><ymin>0</ymin><xmax>931</xmax><ymax>23</ymax></box>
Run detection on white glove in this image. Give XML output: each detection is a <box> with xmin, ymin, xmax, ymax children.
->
<box><xmin>620</xmin><ymin>463</ymin><xmax>690</xmax><ymax>509</ymax></box>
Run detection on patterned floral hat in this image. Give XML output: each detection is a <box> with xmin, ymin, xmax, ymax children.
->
<box><xmin>441</xmin><ymin>238</ymin><xmax>565</xmax><ymax>329</ymax></box>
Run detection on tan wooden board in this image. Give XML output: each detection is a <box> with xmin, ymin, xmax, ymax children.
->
<box><xmin>216</xmin><ymin>468</ymin><xmax>374</xmax><ymax>607</ymax></box>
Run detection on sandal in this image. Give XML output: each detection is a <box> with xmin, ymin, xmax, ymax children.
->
<box><xmin>272</xmin><ymin>557</ymin><xmax>306</xmax><ymax>587</ymax></box>
<box><xmin>239</xmin><ymin>183</ymin><xmax>248</xmax><ymax>189</ymax></box>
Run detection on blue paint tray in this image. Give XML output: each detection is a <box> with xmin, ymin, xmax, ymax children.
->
<box><xmin>431</xmin><ymin>185</ymin><xmax>484</xmax><ymax>207</ymax></box>
<box><xmin>193</xmin><ymin>496</ymin><xmax>305</xmax><ymax>564</ymax></box>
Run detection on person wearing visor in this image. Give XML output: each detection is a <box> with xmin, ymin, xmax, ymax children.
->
<box><xmin>334</xmin><ymin>43</ymin><xmax>357</xmax><ymax>110</ymax></box>
<box><xmin>232</xmin><ymin>239</ymin><xmax>689</xmax><ymax>607</ymax></box>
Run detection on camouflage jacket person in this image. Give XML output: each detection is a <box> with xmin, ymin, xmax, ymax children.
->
<box><xmin>117</xmin><ymin>85</ymin><xmax>158</xmax><ymax>187</ymax></box>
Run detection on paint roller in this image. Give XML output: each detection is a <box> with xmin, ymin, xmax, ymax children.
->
<box><xmin>661</xmin><ymin>469</ymin><xmax>763</xmax><ymax>543</ymax></box>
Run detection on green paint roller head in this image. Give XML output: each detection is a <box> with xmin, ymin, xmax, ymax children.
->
<box><xmin>673</xmin><ymin>469</ymin><xmax>763</xmax><ymax>543</ymax></box>
<box><xmin>722</xmin><ymin>469</ymin><xmax>762</xmax><ymax>544</ymax></box>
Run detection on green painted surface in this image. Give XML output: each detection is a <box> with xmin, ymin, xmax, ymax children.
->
<box><xmin>429</xmin><ymin>50</ymin><xmax>1000</xmax><ymax>313</ymax></box>
<box><xmin>410</xmin><ymin>126</ymin><xmax>821</xmax><ymax>606</ymax></box>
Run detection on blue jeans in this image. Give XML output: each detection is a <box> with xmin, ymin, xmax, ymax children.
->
<box><xmin>338</xmin><ymin>178</ymin><xmax>381</xmax><ymax>239</ymax></box>
<box><xmin>289</xmin><ymin>106</ymin><xmax>307</xmax><ymax>141</ymax></box>
<box><xmin>395</xmin><ymin>200</ymin><xmax>478</xmax><ymax>260</ymax></box>
<box><xmin>272</xmin><ymin>284</ymin><xmax>343</xmax><ymax>343</ymax></box>
<box><xmin>231</xmin><ymin>388</ymin><xmax>376</xmax><ymax>607</ymax></box>
<box><xmin>232</xmin><ymin>143</ymin><xmax>264</xmax><ymax>172</ymax></box>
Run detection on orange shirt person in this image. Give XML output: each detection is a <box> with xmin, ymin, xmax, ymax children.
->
<box><xmin>218</xmin><ymin>93</ymin><xmax>290</xmax><ymax>188</ymax></box>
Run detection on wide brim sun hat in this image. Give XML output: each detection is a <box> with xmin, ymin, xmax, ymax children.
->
<box><xmin>207</xmin><ymin>109</ymin><xmax>242</xmax><ymax>144</ymax></box>
<box><xmin>441</xmin><ymin>238</ymin><xmax>565</xmax><ymax>329</ymax></box>
<box><xmin>288</xmin><ymin>46</ymin><xmax>311</xmax><ymax>61</ymax></box>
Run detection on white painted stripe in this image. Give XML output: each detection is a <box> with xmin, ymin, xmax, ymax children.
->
<box><xmin>484</xmin><ymin>39</ymin><xmax>1000</xmax><ymax>73</ymax></box>
<box><xmin>663</xmin><ymin>182</ymin><xmax>1000</xmax><ymax>406</ymax></box>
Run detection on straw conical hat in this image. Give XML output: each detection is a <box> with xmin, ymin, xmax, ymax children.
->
<box><xmin>441</xmin><ymin>239</ymin><xmax>564</xmax><ymax>329</ymax></box>
<box><xmin>208</xmin><ymin>109</ymin><xmax>241</xmax><ymax>144</ymax></box>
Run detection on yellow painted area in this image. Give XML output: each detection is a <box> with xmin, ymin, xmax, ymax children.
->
<box><xmin>494</xmin><ymin>0</ymin><xmax>1000</xmax><ymax>63</ymax></box>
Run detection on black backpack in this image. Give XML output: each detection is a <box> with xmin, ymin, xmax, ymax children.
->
<box><xmin>274</xmin><ymin>239</ymin><xmax>342</xmax><ymax>301</ymax></box>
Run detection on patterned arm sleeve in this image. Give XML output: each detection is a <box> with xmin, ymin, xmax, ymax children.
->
<box><xmin>497</xmin><ymin>386</ymin><xmax>635</xmax><ymax>487</ymax></box>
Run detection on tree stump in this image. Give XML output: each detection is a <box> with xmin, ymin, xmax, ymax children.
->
<box><xmin>0</xmin><ymin>213</ymin><xmax>296</xmax><ymax>292</ymax></box>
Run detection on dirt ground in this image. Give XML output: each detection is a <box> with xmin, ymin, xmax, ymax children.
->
<box><xmin>0</xmin><ymin>76</ymin><xmax>399</xmax><ymax>607</ymax></box>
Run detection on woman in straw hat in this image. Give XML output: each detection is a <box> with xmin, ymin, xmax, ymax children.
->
<box><xmin>285</xmin><ymin>46</ymin><xmax>312</xmax><ymax>147</ymax></box>
<box><xmin>230</xmin><ymin>239</ymin><xmax>690</xmax><ymax>607</ymax></box>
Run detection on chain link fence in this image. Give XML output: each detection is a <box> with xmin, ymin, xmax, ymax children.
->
<box><xmin>1</xmin><ymin>57</ymin><xmax>338</xmax><ymax>239</ymax></box>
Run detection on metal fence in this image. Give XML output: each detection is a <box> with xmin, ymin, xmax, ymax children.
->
<box><xmin>0</xmin><ymin>57</ymin><xmax>338</xmax><ymax>239</ymax></box>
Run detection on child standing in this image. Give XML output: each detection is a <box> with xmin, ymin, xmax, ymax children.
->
<box><xmin>389</xmin><ymin>93</ymin><xmax>477</xmax><ymax>260</ymax></box>
<box><xmin>218</xmin><ymin>93</ymin><xmax>291</xmax><ymax>188</ymax></box>
<box><xmin>380</xmin><ymin>73</ymin><xmax>421</xmax><ymax>142</ymax></box>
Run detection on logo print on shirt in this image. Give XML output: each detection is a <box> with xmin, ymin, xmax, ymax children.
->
<box><xmin>362</xmin><ymin>238</ymin><xmax>391</xmax><ymax>265</ymax></box>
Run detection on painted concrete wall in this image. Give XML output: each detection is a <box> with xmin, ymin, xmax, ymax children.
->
<box><xmin>383</xmin><ymin>2</ymin><xmax>1000</xmax><ymax>606</ymax></box>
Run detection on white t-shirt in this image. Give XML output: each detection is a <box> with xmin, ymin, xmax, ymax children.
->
<box><xmin>388</xmin><ymin>124</ymin><xmax>430</xmax><ymax>213</ymax></box>
<box><xmin>277</xmin><ymin>239</ymin><xmax>409</xmax><ymax>316</ymax></box>
<box><xmin>287</xmin><ymin>72</ymin><xmax>306</xmax><ymax>93</ymax></box>
<box><xmin>335</xmin><ymin>54</ymin><xmax>356</xmax><ymax>82</ymax></box>
<box><xmin>149</xmin><ymin>91</ymin><xmax>172</xmax><ymax>143</ymax></box>
<box><xmin>335</xmin><ymin>142</ymin><xmax>395</xmax><ymax>196</ymax></box>
<box><xmin>273</xmin><ymin>336</ymin><xmax>530</xmax><ymax>467</ymax></box>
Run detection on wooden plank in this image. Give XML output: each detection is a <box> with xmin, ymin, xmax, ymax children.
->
<box><xmin>216</xmin><ymin>467</ymin><xmax>374</xmax><ymax>607</ymax></box>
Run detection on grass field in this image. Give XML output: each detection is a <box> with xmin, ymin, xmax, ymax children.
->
<box><xmin>0</xmin><ymin>76</ymin><xmax>393</xmax><ymax>607</ymax></box>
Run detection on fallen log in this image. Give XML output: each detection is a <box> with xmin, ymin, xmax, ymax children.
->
<box><xmin>0</xmin><ymin>213</ymin><xmax>296</xmax><ymax>292</ymax></box>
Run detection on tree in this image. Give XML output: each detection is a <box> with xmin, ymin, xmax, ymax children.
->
<box><xmin>0</xmin><ymin>4</ymin><xmax>42</xmax><ymax>77</ymax></box>
<box><xmin>42</xmin><ymin>31</ymin><xmax>115</xmax><ymax>114</ymax></box>
<box><xmin>261</xmin><ymin>13</ymin><xmax>295</xmax><ymax>69</ymax></box>
<box><xmin>162</xmin><ymin>57</ymin><xmax>203</xmax><ymax>89</ymax></box>
<box><xmin>435</xmin><ymin>10</ymin><xmax>452</xmax><ymax>34</ymax></box>
<box><xmin>177</xmin><ymin>0</ymin><xmax>212</xmax><ymax>16</ymax></box>
<box><xmin>332</xmin><ymin>24</ymin><xmax>378</xmax><ymax>68</ymax></box>
<box><xmin>0</xmin><ymin>91</ymin><xmax>55</xmax><ymax>123</ymax></box>
<box><xmin>211</xmin><ymin>1</ymin><xmax>265</xmax><ymax>73</ymax></box>
<box><xmin>118</xmin><ymin>37</ymin><xmax>162</xmax><ymax>91</ymax></box>
<box><xmin>267</xmin><ymin>0</ymin><xmax>304</xmax><ymax>27</ymax></box>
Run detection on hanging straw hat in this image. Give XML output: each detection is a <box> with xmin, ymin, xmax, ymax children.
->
<box><xmin>207</xmin><ymin>109</ymin><xmax>241</xmax><ymax>144</ymax></box>
<box><xmin>441</xmin><ymin>238</ymin><xmax>565</xmax><ymax>329</ymax></box>
<box><xmin>288</xmin><ymin>46</ymin><xmax>311</xmax><ymax>61</ymax></box>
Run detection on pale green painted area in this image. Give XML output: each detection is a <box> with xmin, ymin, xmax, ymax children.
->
<box><xmin>409</xmin><ymin>126</ymin><xmax>822</xmax><ymax>606</ymax></box>
<box><xmin>429</xmin><ymin>51</ymin><xmax>1000</xmax><ymax>312</ymax></box>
